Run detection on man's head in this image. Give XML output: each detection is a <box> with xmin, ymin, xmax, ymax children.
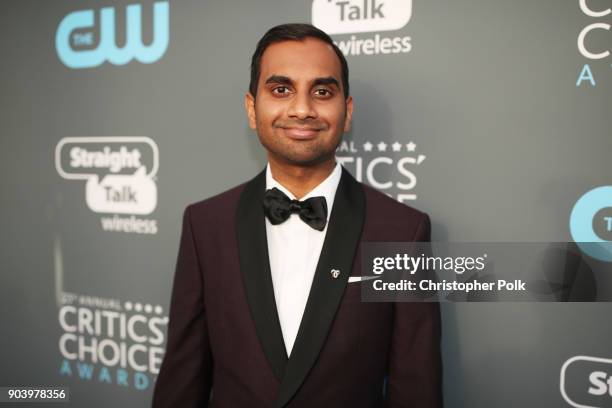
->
<box><xmin>245</xmin><ymin>23</ymin><xmax>353</xmax><ymax>167</ymax></box>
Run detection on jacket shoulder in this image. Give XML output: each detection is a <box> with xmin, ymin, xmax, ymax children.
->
<box><xmin>361</xmin><ymin>183</ymin><xmax>426</xmax><ymax>219</ymax></box>
<box><xmin>185</xmin><ymin>182</ymin><xmax>247</xmax><ymax>224</ymax></box>
<box><xmin>360</xmin><ymin>183</ymin><xmax>430</xmax><ymax>241</ymax></box>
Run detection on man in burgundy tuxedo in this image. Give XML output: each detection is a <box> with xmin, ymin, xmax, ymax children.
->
<box><xmin>152</xmin><ymin>24</ymin><xmax>442</xmax><ymax>408</ymax></box>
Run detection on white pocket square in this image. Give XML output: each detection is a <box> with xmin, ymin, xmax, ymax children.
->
<box><xmin>347</xmin><ymin>275</ymin><xmax>378</xmax><ymax>283</ymax></box>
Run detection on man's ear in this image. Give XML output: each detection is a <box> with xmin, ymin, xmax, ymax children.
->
<box><xmin>343</xmin><ymin>96</ymin><xmax>354</xmax><ymax>132</ymax></box>
<box><xmin>245</xmin><ymin>92</ymin><xmax>257</xmax><ymax>130</ymax></box>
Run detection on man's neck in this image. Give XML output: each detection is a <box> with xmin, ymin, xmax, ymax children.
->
<box><xmin>268</xmin><ymin>157</ymin><xmax>336</xmax><ymax>200</ymax></box>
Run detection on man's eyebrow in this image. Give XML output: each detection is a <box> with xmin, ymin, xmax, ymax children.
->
<box><xmin>264</xmin><ymin>75</ymin><xmax>293</xmax><ymax>86</ymax></box>
<box><xmin>312</xmin><ymin>77</ymin><xmax>340</xmax><ymax>88</ymax></box>
<box><xmin>264</xmin><ymin>75</ymin><xmax>340</xmax><ymax>89</ymax></box>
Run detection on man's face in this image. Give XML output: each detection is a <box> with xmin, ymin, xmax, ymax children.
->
<box><xmin>245</xmin><ymin>37</ymin><xmax>353</xmax><ymax>167</ymax></box>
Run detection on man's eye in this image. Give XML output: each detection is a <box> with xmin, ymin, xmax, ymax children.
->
<box><xmin>314</xmin><ymin>89</ymin><xmax>331</xmax><ymax>97</ymax></box>
<box><xmin>272</xmin><ymin>86</ymin><xmax>290</xmax><ymax>95</ymax></box>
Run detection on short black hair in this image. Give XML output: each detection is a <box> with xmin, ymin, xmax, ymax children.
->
<box><xmin>249</xmin><ymin>23</ymin><xmax>350</xmax><ymax>100</ymax></box>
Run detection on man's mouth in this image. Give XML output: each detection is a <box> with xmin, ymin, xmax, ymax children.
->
<box><xmin>281</xmin><ymin>127</ymin><xmax>322</xmax><ymax>140</ymax></box>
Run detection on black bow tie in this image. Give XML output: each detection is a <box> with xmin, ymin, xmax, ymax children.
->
<box><xmin>262</xmin><ymin>187</ymin><xmax>328</xmax><ymax>231</ymax></box>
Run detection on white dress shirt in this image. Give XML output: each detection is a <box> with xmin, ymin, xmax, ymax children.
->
<box><xmin>265</xmin><ymin>162</ymin><xmax>342</xmax><ymax>356</ymax></box>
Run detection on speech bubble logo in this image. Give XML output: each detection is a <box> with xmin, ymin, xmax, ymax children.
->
<box><xmin>312</xmin><ymin>0</ymin><xmax>412</xmax><ymax>35</ymax></box>
<box><xmin>561</xmin><ymin>355</ymin><xmax>612</xmax><ymax>408</ymax></box>
<box><xmin>55</xmin><ymin>136</ymin><xmax>158</xmax><ymax>179</ymax></box>
<box><xmin>85</xmin><ymin>166</ymin><xmax>157</xmax><ymax>214</ymax></box>
<box><xmin>56</xmin><ymin>137</ymin><xmax>159</xmax><ymax>215</ymax></box>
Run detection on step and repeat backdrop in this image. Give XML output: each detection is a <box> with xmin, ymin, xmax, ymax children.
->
<box><xmin>1</xmin><ymin>0</ymin><xmax>611</xmax><ymax>407</ymax></box>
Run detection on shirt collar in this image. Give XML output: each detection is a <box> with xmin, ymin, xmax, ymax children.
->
<box><xmin>265</xmin><ymin>162</ymin><xmax>342</xmax><ymax>221</ymax></box>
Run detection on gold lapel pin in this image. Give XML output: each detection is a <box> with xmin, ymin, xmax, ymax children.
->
<box><xmin>330</xmin><ymin>269</ymin><xmax>340</xmax><ymax>279</ymax></box>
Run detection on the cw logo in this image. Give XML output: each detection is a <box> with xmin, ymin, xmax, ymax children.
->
<box><xmin>55</xmin><ymin>1</ymin><xmax>169</xmax><ymax>69</ymax></box>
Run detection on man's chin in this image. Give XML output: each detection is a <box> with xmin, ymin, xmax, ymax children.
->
<box><xmin>271</xmin><ymin>151</ymin><xmax>335</xmax><ymax>168</ymax></box>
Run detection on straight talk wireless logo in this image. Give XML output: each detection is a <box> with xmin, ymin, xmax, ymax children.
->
<box><xmin>561</xmin><ymin>356</ymin><xmax>612</xmax><ymax>408</ymax></box>
<box><xmin>312</xmin><ymin>0</ymin><xmax>413</xmax><ymax>56</ymax></box>
<box><xmin>55</xmin><ymin>137</ymin><xmax>159</xmax><ymax>234</ymax></box>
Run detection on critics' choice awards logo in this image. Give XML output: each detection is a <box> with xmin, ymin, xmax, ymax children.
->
<box><xmin>58</xmin><ymin>292</ymin><xmax>168</xmax><ymax>391</ymax></box>
<box><xmin>570</xmin><ymin>186</ymin><xmax>612</xmax><ymax>262</ymax></box>
<box><xmin>576</xmin><ymin>0</ymin><xmax>611</xmax><ymax>87</ymax></box>
<box><xmin>55</xmin><ymin>1</ymin><xmax>169</xmax><ymax>69</ymax></box>
<box><xmin>561</xmin><ymin>356</ymin><xmax>612</xmax><ymax>407</ymax></box>
<box><xmin>312</xmin><ymin>0</ymin><xmax>412</xmax><ymax>56</ymax></box>
<box><xmin>336</xmin><ymin>139</ymin><xmax>425</xmax><ymax>202</ymax></box>
<box><xmin>55</xmin><ymin>137</ymin><xmax>159</xmax><ymax>234</ymax></box>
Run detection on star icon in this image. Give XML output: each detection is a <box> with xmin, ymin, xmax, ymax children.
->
<box><xmin>406</xmin><ymin>142</ymin><xmax>417</xmax><ymax>152</ymax></box>
<box><xmin>377</xmin><ymin>142</ymin><xmax>388</xmax><ymax>152</ymax></box>
<box><xmin>363</xmin><ymin>141</ymin><xmax>373</xmax><ymax>152</ymax></box>
<box><xmin>391</xmin><ymin>142</ymin><xmax>402</xmax><ymax>152</ymax></box>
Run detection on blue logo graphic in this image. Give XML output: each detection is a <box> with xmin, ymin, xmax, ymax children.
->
<box><xmin>570</xmin><ymin>186</ymin><xmax>612</xmax><ymax>262</ymax></box>
<box><xmin>55</xmin><ymin>1</ymin><xmax>169</xmax><ymax>69</ymax></box>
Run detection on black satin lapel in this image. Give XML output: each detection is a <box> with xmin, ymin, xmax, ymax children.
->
<box><xmin>274</xmin><ymin>167</ymin><xmax>366</xmax><ymax>408</ymax></box>
<box><xmin>236</xmin><ymin>169</ymin><xmax>288</xmax><ymax>381</ymax></box>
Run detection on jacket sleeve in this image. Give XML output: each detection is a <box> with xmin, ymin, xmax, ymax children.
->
<box><xmin>384</xmin><ymin>213</ymin><xmax>443</xmax><ymax>407</ymax></box>
<box><xmin>152</xmin><ymin>205</ymin><xmax>213</xmax><ymax>407</ymax></box>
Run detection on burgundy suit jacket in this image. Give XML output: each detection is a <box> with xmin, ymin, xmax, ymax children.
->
<box><xmin>152</xmin><ymin>167</ymin><xmax>442</xmax><ymax>407</ymax></box>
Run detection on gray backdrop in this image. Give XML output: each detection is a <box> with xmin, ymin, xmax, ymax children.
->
<box><xmin>2</xmin><ymin>0</ymin><xmax>611</xmax><ymax>407</ymax></box>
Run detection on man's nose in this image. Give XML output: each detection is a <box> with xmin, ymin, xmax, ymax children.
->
<box><xmin>287</xmin><ymin>92</ymin><xmax>317</xmax><ymax>120</ymax></box>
